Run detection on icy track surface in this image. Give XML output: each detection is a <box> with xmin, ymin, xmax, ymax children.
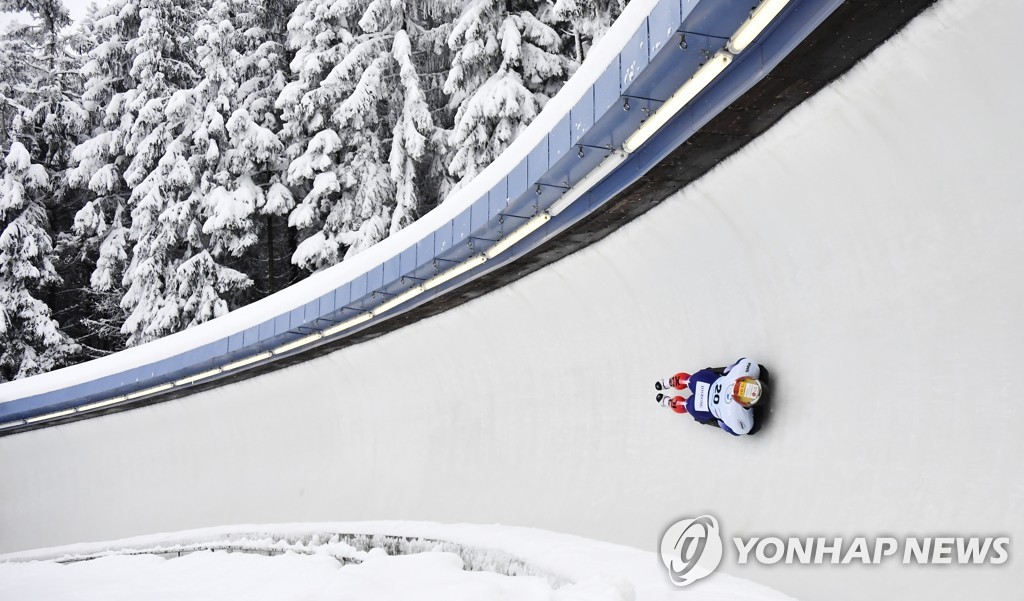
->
<box><xmin>0</xmin><ymin>522</ymin><xmax>792</xmax><ymax>601</ymax></box>
<box><xmin>1</xmin><ymin>1</ymin><xmax>1022</xmax><ymax>600</ymax></box>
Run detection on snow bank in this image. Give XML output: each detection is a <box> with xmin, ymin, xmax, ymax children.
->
<box><xmin>0</xmin><ymin>522</ymin><xmax>794</xmax><ymax>601</ymax></box>
<box><xmin>0</xmin><ymin>549</ymin><xmax>557</xmax><ymax>601</ymax></box>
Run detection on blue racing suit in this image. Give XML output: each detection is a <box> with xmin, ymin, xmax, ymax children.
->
<box><xmin>684</xmin><ymin>359</ymin><xmax>761</xmax><ymax>435</ymax></box>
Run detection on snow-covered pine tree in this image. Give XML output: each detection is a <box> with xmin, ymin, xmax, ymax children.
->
<box><xmin>0</xmin><ymin>0</ymin><xmax>67</xmax><ymax>54</ymax></box>
<box><xmin>444</xmin><ymin>0</ymin><xmax>575</xmax><ymax>186</ymax></box>
<box><xmin>0</xmin><ymin>0</ymin><xmax>605</xmax><ymax>376</ymax></box>
<box><xmin>115</xmin><ymin>0</ymin><xmax>193</xmax><ymax>346</ymax></box>
<box><xmin>276</xmin><ymin>0</ymin><xmax>355</xmax><ymax>182</ymax></box>
<box><xmin>65</xmin><ymin>1</ymin><xmax>146</xmax><ymax>352</ymax></box>
<box><xmin>0</xmin><ymin>137</ymin><xmax>79</xmax><ymax>380</ymax></box>
<box><xmin>280</xmin><ymin>0</ymin><xmax>396</xmax><ymax>270</ymax></box>
<box><xmin>117</xmin><ymin>0</ymin><xmax>253</xmax><ymax>346</ymax></box>
<box><xmin>121</xmin><ymin>0</ymin><xmax>200</xmax><ymax>190</ymax></box>
<box><xmin>0</xmin><ymin>0</ymin><xmax>85</xmax><ymax>376</ymax></box>
<box><xmin>65</xmin><ymin>0</ymin><xmax>142</xmax><ymax>351</ymax></box>
<box><xmin>190</xmin><ymin>0</ymin><xmax>259</xmax><ymax>260</ymax></box>
<box><xmin>297</xmin><ymin>43</ymin><xmax>392</xmax><ymax>265</ymax></box>
<box><xmin>275</xmin><ymin>0</ymin><xmax>356</xmax><ymax>271</ymax></box>
<box><xmin>227</xmin><ymin>0</ymin><xmax>296</xmax><ymax>293</ymax></box>
<box><xmin>68</xmin><ymin>0</ymin><xmax>141</xmax><ymax>270</ymax></box>
<box><xmin>0</xmin><ymin>0</ymin><xmax>84</xmax><ymax>205</ymax></box>
<box><xmin>358</xmin><ymin>0</ymin><xmax>454</xmax><ymax>235</ymax></box>
<box><xmin>283</xmin><ymin>0</ymin><xmax>465</xmax><ymax>270</ymax></box>
<box><xmin>0</xmin><ymin>21</ymin><xmax>32</xmax><ymax>145</ymax></box>
<box><xmin>546</xmin><ymin>0</ymin><xmax>627</xmax><ymax>62</ymax></box>
<box><xmin>385</xmin><ymin>28</ymin><xmax>429</xmax><ymax>234</ymax></box>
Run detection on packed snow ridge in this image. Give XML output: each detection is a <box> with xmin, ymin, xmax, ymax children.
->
<box><xmin>0</xmin><ymin>522</ymin><xmax>795</xmax><ymax>601</ymax></box>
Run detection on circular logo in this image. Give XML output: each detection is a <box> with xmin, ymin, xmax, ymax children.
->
<box><xmin>660</xmin><ymin>515</ymin><xmax>723</xmax><ymax>586</ymax></box>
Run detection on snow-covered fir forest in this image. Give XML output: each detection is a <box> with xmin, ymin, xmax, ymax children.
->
<box><xmin>0</xmin><ymin>0</ymin><xmax>627</xmax><ymax>381</ymax></box>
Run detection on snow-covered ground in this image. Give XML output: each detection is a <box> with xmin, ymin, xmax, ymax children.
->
<box><xmin>0</xmin><ymin>522</ymin><xmax>792</xmax><ymax>601</ymax></box>
<box><xmin>1</xmin><ymin>1</ymin><xmax>1021</xmax><ymax>601</ymax></box>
